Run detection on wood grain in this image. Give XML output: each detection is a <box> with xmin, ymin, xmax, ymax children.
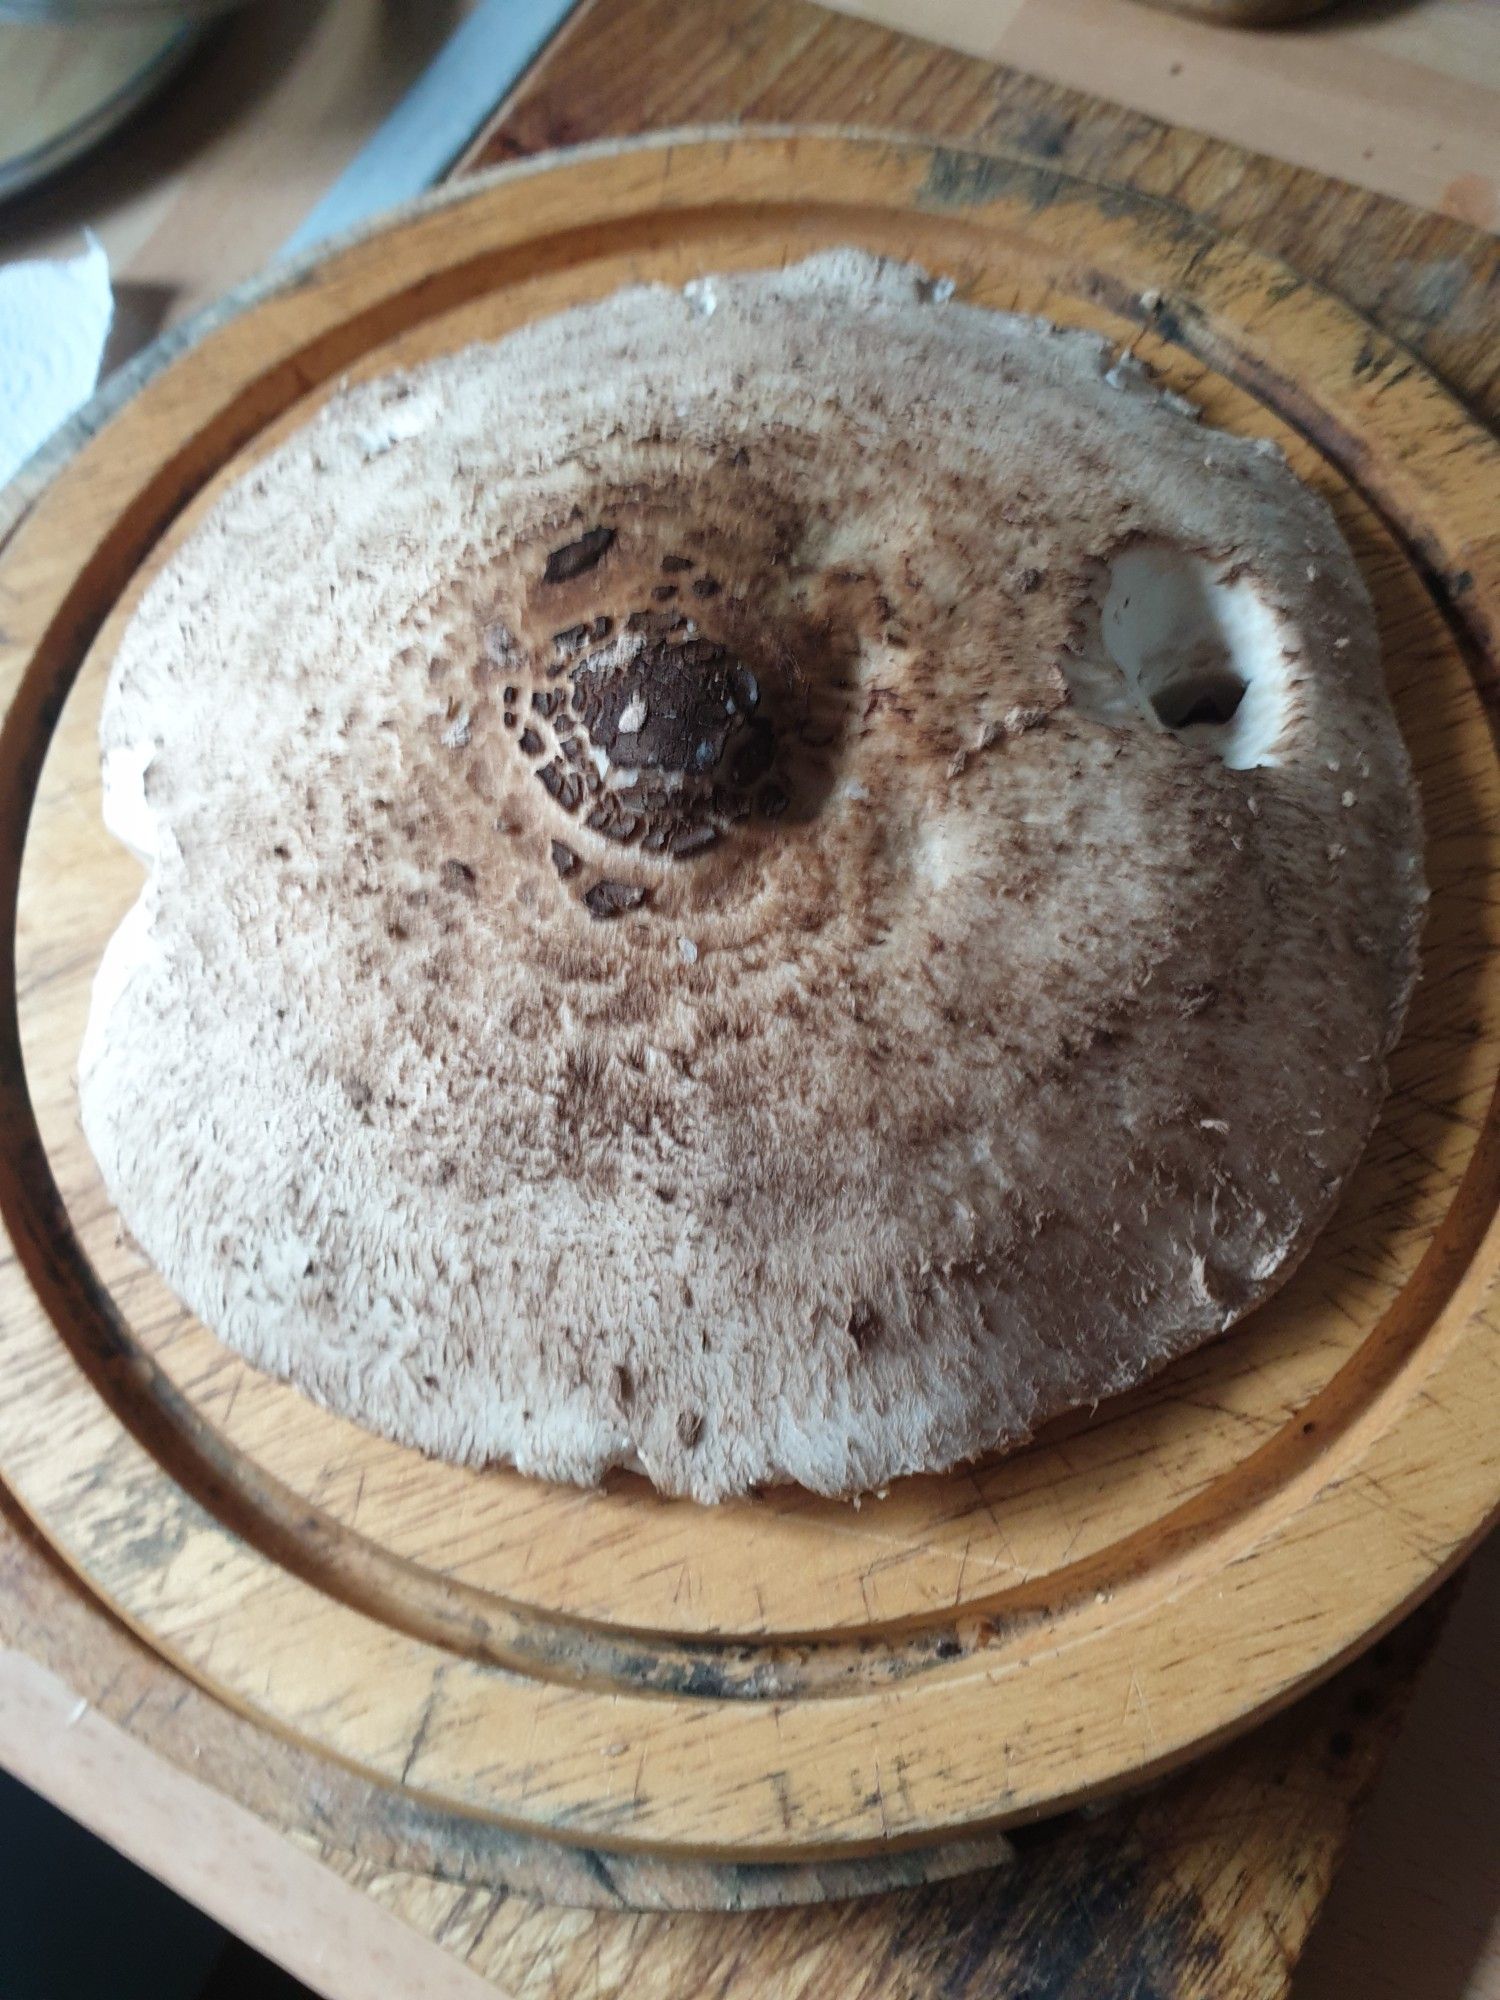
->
<box><xmin>2</xmin><ymin>126</ymin><xmax>1498</xmax><ymax>1872</ymax></box>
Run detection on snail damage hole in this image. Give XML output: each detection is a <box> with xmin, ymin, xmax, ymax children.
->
<box><xmin>1071</xmin><ymin>544</ymin><xmax>1290</xmax><ymax>769</ymax></box>
<box><xmin>1148</xmin><ymin>662</ymin><xmax>1246</xmax><ymax>730</ymax></box>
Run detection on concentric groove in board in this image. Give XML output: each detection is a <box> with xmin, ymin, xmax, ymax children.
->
<box><xmin>0</xmin><ymin>133</ymin><xmax>1497</xmax><ymax>1858</ymax></box>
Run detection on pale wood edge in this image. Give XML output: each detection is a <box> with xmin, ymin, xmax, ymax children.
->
<box><xmin>0</xmin><ymin>1649</ymin><xmax>498</xmax><ymax>2000</ymax></box>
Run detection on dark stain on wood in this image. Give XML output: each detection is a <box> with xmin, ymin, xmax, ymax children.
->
<box><xmin>918</xmin><ymin>146</ymin><xmax>1024</xmax><ymax>209</ymax></box>
<box><xmin>930</xmin><ymin>1833</ymin><xmax>1217</xmax><ymax>1998</ymax></box>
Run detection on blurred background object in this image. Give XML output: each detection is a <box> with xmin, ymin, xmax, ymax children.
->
<box><xmin>0</xmin><ymin>0</ymin><xmax>267</xmax><ymax>202</ymax></box>
<box><xmin>0</xmin><ymin>1</ymin><xmax>246</xmax><ymax>18</ymax></box>
<box><xmin>0</xmin><ymin>12</ymin><xmax>210</xmax><ymax>199</ymax></box>
<box><xmin>1135</xmin><ymin>0</ymin><xmax>1337</xmax><ymax>21</ymax></box>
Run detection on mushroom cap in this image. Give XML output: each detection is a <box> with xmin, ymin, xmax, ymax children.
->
<box><xmin>81</xmin><ymin>252</ymin><xmax>1425</xmax><ymax>1501</ymax></box>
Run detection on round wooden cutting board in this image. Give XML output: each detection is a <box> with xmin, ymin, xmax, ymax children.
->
<box><xmin>1</xmin><ymin>132</ymin><xmax>1498</xmax><ymax>1878</ymax></box>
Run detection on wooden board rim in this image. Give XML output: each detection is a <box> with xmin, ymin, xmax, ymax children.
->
<box><xmin>2</xmin><ymin>130</ymin><xmax>1498</xmax><ymax>1859</ymax></box>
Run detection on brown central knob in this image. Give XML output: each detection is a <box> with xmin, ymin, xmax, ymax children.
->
<box><xmin>570</xmin><ymin>637</ymin><xmax>772</xmax><ymax>787</ymax></box>
<box><xmin>498</xmin><ymin>619</ymin><xmax>798</xmax><ymax>867</ymax></box>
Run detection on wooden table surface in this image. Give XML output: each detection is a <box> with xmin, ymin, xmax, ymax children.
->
<box><xmin>831</xmin><ymin>0</ymin><xmax>1500</xmax><ymax>228</ymax></box>
<box><xmin>1</xmin><ymin>2</ymin><xmax>1497</xmax><ymax>1996</ymax></box>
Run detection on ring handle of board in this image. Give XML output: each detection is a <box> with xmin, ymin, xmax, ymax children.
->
<box><xmin>0</xmin><ymin>131</ymin><xmax>1497</xmax><ymax>1861</ymax></box>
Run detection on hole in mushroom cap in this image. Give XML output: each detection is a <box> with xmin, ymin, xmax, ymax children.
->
<box><xmin>1148</xmin><ymin>662</ymin><xmax>1246</xmax><ymax>730</ymax></box>
<box><xmin>1066</xmin><ymin>543</ymin><xmax>1290</xmax><ymax>769</ymax></box>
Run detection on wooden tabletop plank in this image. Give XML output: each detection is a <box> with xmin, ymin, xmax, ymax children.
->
<box><xmin>829</xmin><ymin>0</ymin><xmax>1500</xmax><ymax>229</ymax></box>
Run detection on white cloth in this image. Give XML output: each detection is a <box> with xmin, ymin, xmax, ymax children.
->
<box><xmin>0</xmin><ymin>240</ymin><xmax>113</xmax><ymax>491</ymax></box>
